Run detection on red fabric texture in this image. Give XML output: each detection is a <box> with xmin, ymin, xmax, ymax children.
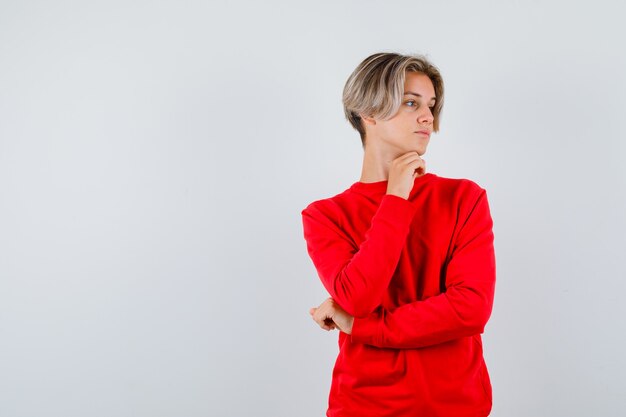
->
<box><xmin>301</xmin><ymin>173</ymin><xmax>496</xmax><ymax>417</ymax></box>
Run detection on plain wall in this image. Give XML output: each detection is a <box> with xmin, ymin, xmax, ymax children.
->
<box><xmin>1</xmin><ymin>1</ymin><xmax>625</xmax><ymax>416</ymax></box>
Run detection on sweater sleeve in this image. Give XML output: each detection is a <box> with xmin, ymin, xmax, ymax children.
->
<box><xmin>350</xmin><ymin>189</ymin><xmax>496</xmax><ymax>348</ymax></box>
<box><xmin>302</xmin><ymin>194</ymin><xmax>419</xmax><ymax>317</ymax></box>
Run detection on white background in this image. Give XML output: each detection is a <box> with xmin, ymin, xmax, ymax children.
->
<box><xmin>1</xmin><ymin>1</ymin><xmax>625</xmax><ymax>416</ymax></box>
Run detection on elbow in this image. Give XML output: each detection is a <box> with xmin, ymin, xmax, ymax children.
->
<box><xmin>453</xmin><ymin>310</ymin><xmax>489</xmax><ymax>337</ymax></box>
<box><xmin>448</xmin><ymin>288</ymin><xmax>494</xmax><ymax>335</ymax></box>
<box><xmin>331</xmin><ymin>271</ymin><xmax>385</xmax><ymax>318</ymax></box>
<box><xmin>465</xmin><ymin>298</ymin><xmax>493</xmax><ymax>334</ymax></box>
<box><xmin>467</xmin><ymin>311</ymin><xmax>489</xmax><ymax>334</ymax></box>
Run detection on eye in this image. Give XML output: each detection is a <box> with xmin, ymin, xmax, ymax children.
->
<box><xmin>405</xmin><ymin>100</ymin><xmax>436</xmax><ymax>112</ymax></box>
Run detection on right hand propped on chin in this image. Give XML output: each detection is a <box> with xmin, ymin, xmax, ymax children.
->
<box><xmin>386</xmin><ymin>151</ymin><xmax>426</xmax><ymax>200</ymax></box>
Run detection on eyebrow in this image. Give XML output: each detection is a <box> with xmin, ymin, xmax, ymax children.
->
<box><xmin>404</xmin><ymin>91</ymin><xmax>437</xmax><ymax>102</ymax></box>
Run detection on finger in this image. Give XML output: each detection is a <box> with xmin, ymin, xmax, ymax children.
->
<box><xmin>398</xmin><ymin>152</ymin><xmax>423</xmax><ymax>163</ymax></box>
<box><xmin>405</xmin><ymin>158</ymin><xmax>426</xmax><ymax>171</ymax></box>
<box><xmin>313</xmin><ymin>317</ymin><xmax>325</xmax><ymax>328</ymax></box>
<box><xmin>400</xmin><ymin>155</ymin><xmax>424</xmax><ymax>166</ymax></box>
<box><xmin>398</xmin><ymin>158</ymin><xmax>425</xmax><ymax>172</ymax></box>
<box><xmin>313</xmin><ymin>304</ymin><xmax>334</xmax><ymax>328</ymax></box>
<box><xmin>314</xmin><ymin>300</ymin><xmax>333</xmax><ymax>318</ymax></box>
<box><xmin>324</xmin><ymin>318</ymin><xmax>336</xmax><ymax>331</ymax></box>
<box><xmin>315</xmin><ymin>303</ymin><xmax>335</xmax><ymax>324</ymax></box>
<box><xmin>319</xmin><ymin>318</ymin><xmax>334</xmax><ymax>331</ymax></box>
<box><xmin>388</xmin><ymin>152</ymin><xmax>417</xmax><ymax>166</ymax></box>
<box><xmin>395</xmin><ymin>151</ymin><xmax>420</xmax><ymax>161</ymax></box>
<box><xmin>311</xmin><ymin>299</ymin><xmax>328</xmax><ymax>318</ymax></box>
<box><xmin>312</xmin><ymin>309</ymin><xmax>329</xmax><ymax>327</ymax></box>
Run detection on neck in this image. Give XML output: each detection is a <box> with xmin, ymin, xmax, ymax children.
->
<box><xmin>359</xmin><ymin>141</ymin><xmax>401</xmax><ymax>183</ymax></box>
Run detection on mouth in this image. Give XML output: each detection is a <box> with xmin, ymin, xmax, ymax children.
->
<box><xmin>415</xmin><ymin>131</ymin><xmax>431</xmax><ymax>136</ymax></box>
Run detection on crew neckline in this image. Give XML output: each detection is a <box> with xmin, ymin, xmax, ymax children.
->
<box><xmin>350</xmin><ymin>172</ymin><xmax>436</xmax><ymax>196</ymax></box>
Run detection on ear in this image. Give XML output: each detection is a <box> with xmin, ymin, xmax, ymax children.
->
<box><xmin>359</xmin><ymin>113</ymin><xmax>377</xmax><ymax>126</ymax></box>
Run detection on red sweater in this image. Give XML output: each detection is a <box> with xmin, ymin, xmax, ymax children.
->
<box><xmin>301</xmin><ymin>173</ymin><xmax>496</xmax><ymax>417</ymax></box>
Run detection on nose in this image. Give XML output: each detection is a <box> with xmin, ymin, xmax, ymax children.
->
<box><xmin>418</xmin><ymin>107</ymin><xmax>434</xmax><ymax>125</ymax></box>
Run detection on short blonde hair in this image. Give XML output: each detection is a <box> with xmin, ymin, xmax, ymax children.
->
<box><xmin>342</xmin><ymin>52</ymin><xmax>445</xmax><ymax>147</ymax></box>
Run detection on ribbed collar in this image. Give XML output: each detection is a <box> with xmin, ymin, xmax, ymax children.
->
<box><xmin>349</xmin><ymin>173</ymin><xmax>436</xmax><ymax>198</ymax></box>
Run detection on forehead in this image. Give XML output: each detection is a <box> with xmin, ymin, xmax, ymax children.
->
<box><xmin>403</xmin><ymin>72</ymin><xmax>436</xmax><ymax>99</ymax></box>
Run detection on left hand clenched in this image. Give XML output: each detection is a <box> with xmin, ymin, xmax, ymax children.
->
<box><xmin>309</xmin><ymin>297</ymin><xmax>354</xmax><ymax>335</ymax></box>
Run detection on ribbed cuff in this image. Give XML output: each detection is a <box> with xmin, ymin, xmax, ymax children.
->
<box><xmin>350</xmin><ymin>309</ymin><xmax>383</xmax><ymax>346</ymax></box>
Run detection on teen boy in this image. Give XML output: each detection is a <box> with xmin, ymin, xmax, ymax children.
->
<box><xmin>302</xmin><ymin>52</ymin><xmax>496</xmax><ymax>416</ymax></box>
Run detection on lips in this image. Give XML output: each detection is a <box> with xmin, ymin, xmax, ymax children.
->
<box><xmin>415</xmin><ymin>131</ymin><xmax>431</xmax><ymax>136</ymax></box>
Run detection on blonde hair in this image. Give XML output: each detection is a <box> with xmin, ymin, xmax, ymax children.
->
<box><xmin>342</xmin><ymin>52</ymin><xmax>445</xmax><ymax>147</ymax></box>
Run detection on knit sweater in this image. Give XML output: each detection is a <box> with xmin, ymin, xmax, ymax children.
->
<box><xmin>301</xmin><ymin>172</ymin><xmax>496</xmax><ymax>417</ymax></box>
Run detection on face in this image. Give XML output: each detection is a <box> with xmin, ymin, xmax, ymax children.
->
<box><xmin>364</xmin><ymin>71</ymin><xmax>436</xmax><ymax>156</ymax></box>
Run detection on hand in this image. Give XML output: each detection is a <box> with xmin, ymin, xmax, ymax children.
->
<box><xmin>386</xmin><ymin>151</ymin><xmax>426</xmax><ymax>200</ymax></box>
<box><xmin>309</xmin><ymin>297</ymin><xmax>354</xmax><ymax>334</ymax></box>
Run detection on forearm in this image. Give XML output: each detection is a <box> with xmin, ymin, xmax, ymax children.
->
<box><xmin>350</xmin><ymin>278</ymin><xmax>495</xmax><ymax>348</ymax></box>
<box><xmin>303</xmin><ymin>194</ymin><xmax>418</xmax><ymax>317</ymax></box>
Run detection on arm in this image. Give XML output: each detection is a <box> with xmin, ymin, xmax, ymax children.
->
<box><xmin>302</xmin><ymin>153</ymin><xmax>426</xmax><ymax>317</ymax></box>
<box><xmin>302</xmin><ymin>194</ymin><xmax>418</xmax><ymax>317</ymax></box>
<box><xmin>350</xmin><ymin>189</ymin><xmax>496</xmax><ymax>348</ymax></box>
